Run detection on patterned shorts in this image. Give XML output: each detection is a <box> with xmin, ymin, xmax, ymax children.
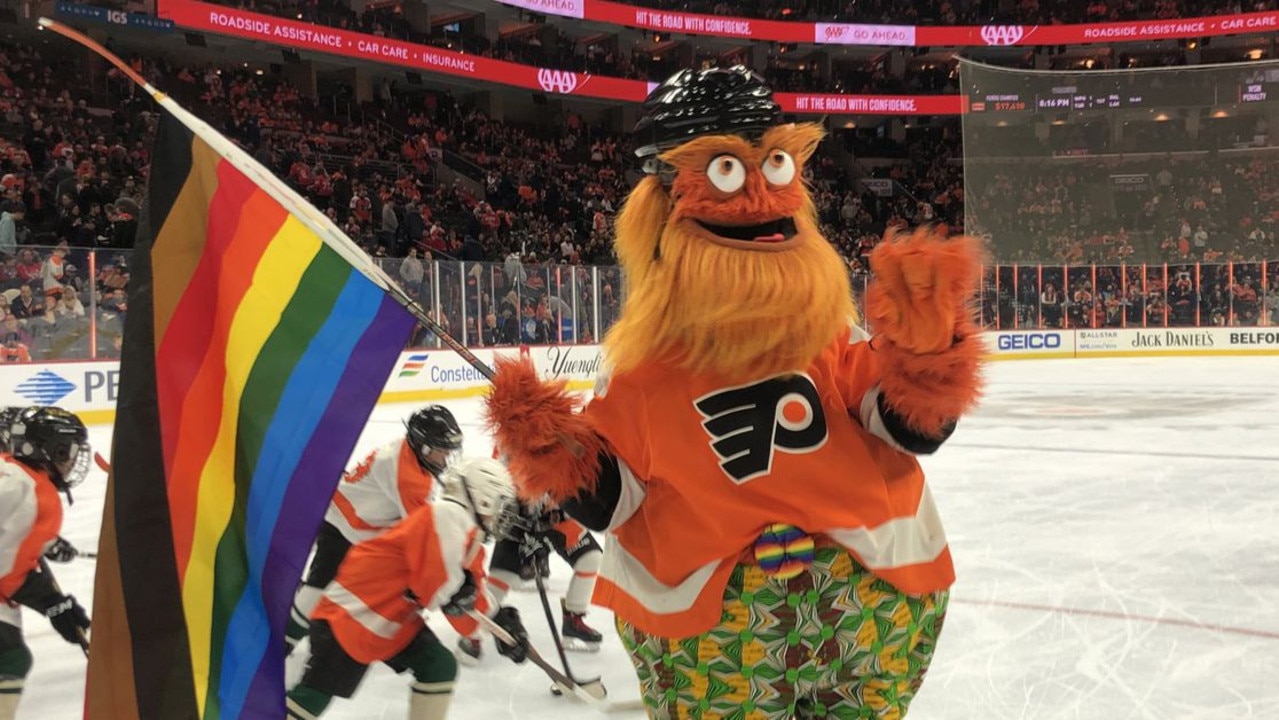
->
<box><xmin>616</xmin><ymin>547</ymin><xmax>947</xmax><ymax>720</ymax></box>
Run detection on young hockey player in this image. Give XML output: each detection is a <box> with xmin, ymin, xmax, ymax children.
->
<box><xmin>0</xmin><ymin>407</ymin><xmax>93</xmax><ymax>720</ymax></box>
<box><xmin>0</xmin><ymin>406</ymin><xmax>84</xmax><ymax>566</ymax></box>
<box><xmin>286</xmin><ymin>458</ymin><xmax>530</xmax><ymax>720</ymax></box>
<box><xmin>288</xmin><ymin>405</ymin><xmax>463</xmax><ymax>649</ymax></box>
<box><xmin>456</xmin><ymin>501</ymin><xmax>603</xmax><ymax>663</ymax></box>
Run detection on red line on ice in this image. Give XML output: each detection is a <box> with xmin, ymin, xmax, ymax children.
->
<box><xmin>960</xmin><ymin>598</ymin><xmax>1279</xmax><ymax>640</ymax></box>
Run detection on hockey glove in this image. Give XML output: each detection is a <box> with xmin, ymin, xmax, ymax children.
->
<box><xmin>517</xmin><ymin>532</ymin><xmax>555</xmax><ymax>564</ymax></box>
<box><xmin>46</xmin><ymin>595</ymin><xmax>90</xmax><ymax>646</ymax></box>
<box><xmin>492</xmin><ymin>606</ymin><xmax>529</xmax><ymax>664</ymax></box>
<box><xmin>442</xmin><ymin>571</ymin><xmax>478</xmax><ymax>617</ymax></box>
<box><xmin>44</xmin><ymin>537</ymin><xmax>79</xmax><ymax>564</ymax></box>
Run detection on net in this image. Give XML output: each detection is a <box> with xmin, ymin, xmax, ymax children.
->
<box><xmin>959</xmin><ymin>58</ymin><xmax>1278</xmax><ymax>266</ymax></box>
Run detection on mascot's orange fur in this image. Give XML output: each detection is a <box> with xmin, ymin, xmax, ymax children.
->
<box><xmin>485</xmin><ymin>66</ymin><xmax>985</xmax><ymax>720</ymax></box>
<box><xmin>486</xmin><ymin>124</ymin><xmax>984</xmax><ymax>501</ymax></box>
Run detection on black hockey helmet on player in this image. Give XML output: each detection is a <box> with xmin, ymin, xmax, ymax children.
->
<box><xmin>405</xmin><ymin>405</ymin><xmax>463</xmax><ymax>475</ymax></box>
<box><xmin>443</xmin><ymin>458</ymin><xmax>520</xmax><ymax>542</ymax></box>
<box><xmin>10</xmin><ymin>406</ymin><xmax>90</xmax><ymax>495</ymax></box>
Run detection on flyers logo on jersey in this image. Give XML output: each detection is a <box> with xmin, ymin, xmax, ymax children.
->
<box><xmin>694</xmin><ymin>374</ymin><xmax>827</xmax><ymax>483</ymax></box>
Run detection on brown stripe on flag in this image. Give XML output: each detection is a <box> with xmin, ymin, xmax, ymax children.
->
<box><xmin>85</xmin><ymin>472</ymin><xmax>139</xmax><ymax>720</ymax></box>
<box><xmin>149</xmin><ymin>120</ymin><xmax>219</xmax><ymax>342</ymax></box>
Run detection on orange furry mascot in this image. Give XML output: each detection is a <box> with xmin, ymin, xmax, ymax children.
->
<box><xmin>486</xmin><ymin>67</ymin><xmax>984</xmax><ymax>720</ymax></box>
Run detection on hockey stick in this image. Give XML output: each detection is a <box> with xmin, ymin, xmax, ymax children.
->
<box><xmin>415</xmin><ymin>312</ymin><xmax>495</xmax><ymax>381</ymax></box>
<box><xmin>38</xmin><ymin>558</ymin><xmax>89</xmax><ymax>657</ymax></box>
<box><xmin>467</xmin><ymin>611</ymin><xmax>642</xmax><ymax>713</ymax></box>
<box><xmin>527</xmin><ymin>541</ymin><xmax>604</xmax><ymax>696</ymax></box>
<box><xmin>466</xmin><ymin>610</ymin><xmax>581</xmax><ymax>697</ymax></box>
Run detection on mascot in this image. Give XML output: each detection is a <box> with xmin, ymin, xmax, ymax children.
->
<box><xmin>486</xmin><ymin>67</ymin><xmax>985</xmax><ymax>719</ymax></box>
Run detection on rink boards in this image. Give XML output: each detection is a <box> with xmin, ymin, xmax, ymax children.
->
<box><xmin>986</xmin><ymin>326</ymin><xmax>1279</xmax><ymax>360</ymax></box>
<box><xmin>3</xmin><ymin>330</ymin><xmax>1276</xmax><ymax>425</ymax></box>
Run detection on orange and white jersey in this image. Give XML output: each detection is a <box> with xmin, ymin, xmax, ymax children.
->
<box><xmin>313</xmin><ymin>499</ymin><xmax>495</xmax><ymax>664</ymax></box>
<box><xmin>324</xmin><ymin>439</ymin><xmax>439</xmax><ymax>544</ymax></box>
<box><xmin>586</xmin><ymin>325</ymin><xmax>954</xmax><ymax>638</ymax></box>
<box><xmin>554</xmin><ymin>517</ymin><xmax>589</xmax><ymax>553</ymax></box>
<box><xmin>0</xmin><ymin>455</ymin><xmax>63</xmax><ymax>602</ymax></box>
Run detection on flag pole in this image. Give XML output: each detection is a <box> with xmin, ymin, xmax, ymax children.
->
<box><xmin>38</xmin><ymin>17</ymin><xmax>498</xmax><ymax>380</ymax></box>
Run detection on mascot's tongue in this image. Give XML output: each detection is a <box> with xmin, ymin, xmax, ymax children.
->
<box><xmin>755</xmin><ymin>232</ymin><xmax>786</xmax><ymax>243</ymax></box>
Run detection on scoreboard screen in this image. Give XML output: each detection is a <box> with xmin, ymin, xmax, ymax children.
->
<box><xmin>967</xmin><ymin>85</ymin><xmax>1218</xmax><ymax>113</ymax></box>
<box><xmin>1034</xmin><ymin>92</ymin><xmax>1145</xmax><ymax>110</ymax></box>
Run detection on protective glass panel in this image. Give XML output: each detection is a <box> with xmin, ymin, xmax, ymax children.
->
<box><xmin>960</xmin><ymin>58</ymin><xmax>1277</xmax><ymax>266</ymax></box>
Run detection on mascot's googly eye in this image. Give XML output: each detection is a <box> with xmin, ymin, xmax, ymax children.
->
<box><xmin>706</xmin><ymin>155</ymin><xmax>746</xmax><ymax>194</ymax></box>
<box><xmin>762</xmin><ymin>150</ymin><xmax>796</xmax><ymax>186</ymax></box>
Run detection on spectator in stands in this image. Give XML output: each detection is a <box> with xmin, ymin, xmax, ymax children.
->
<box><xmin>9</xmin><ymin>284</ymin><xmax>40</xmax><ymax>320</ymax></box>
<box><xmin>56</xmin><ymin>287</ymin><xmax>85</xmax><ymax>319</ymax></box>
<box><xmin>0</xmin><ymin>314</ymin><xmax>31</xmax><ymax>351</ymax></box>
<box><xmin>0</xmin><ymin>202</ymin><xmax>22</xmax><ymax>258</ymax></box>
<box><xmin>28</xmin><ymin>302</ymin><xmax>60</xmax><ymax>360</ymax></box>
<box><xmin>0</xmin><ymin>331</ymin><xmax>30</xmax><ymax>363</ymax></box>
<box><xmin>380</xmin><ymin>195</ymin><xmax>399</xmax><ymax>249</ymax></box>
<box><xmin>40</xmin><ymin>242</ymin><xmax>67</xmax><ymax>298</ymax></box>
<box><xmin>399</xmin><ymin>246</ymin><xmax>424</xmax><ymax>299</ymax></box>
<box><xmin>1041</xmin><ymin>283</ymin><xmax>1063</xmax><ymax>328</ymax></box>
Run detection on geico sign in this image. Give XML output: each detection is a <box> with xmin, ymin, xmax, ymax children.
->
<box><xmin>997</xmin><ymin>333</ymin><xmax>1061</xmax><ymax>350</ymax></box>
<box><xmin>537</xmin><ymin>69</ymin><xmax>579</xmax><ymax>94</ymax></box>
<box><xmin>980</xmin><ymin>25</ymin><xmax>1025</xmax><ymax>45</ymax></box>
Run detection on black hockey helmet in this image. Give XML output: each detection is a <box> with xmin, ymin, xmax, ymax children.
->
<box><xmin>0</xmin><ymin>405</ymin><xmax>25</xmax><ymax>453</ymax></box>
<box><xmin>633</xmin><ymin>66</ymin><xmax>782</xmax><ymax>174</ymax></box>
<box><xmin>10</xmin><ymin>406</ymin><xmax>90</xmax><ymax>494</ymax></box>
<box><xmin>405</xmin><ymin>405</ymin><xmax>463</xmax><ymax>475</ymax></box>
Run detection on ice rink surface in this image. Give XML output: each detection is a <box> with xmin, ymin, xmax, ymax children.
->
<box><xmin>19</xmin><ymin>356</ymin><xmax>1279</xmax><ymax>719</ymax></box>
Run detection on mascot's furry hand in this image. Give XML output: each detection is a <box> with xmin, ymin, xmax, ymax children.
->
<box><xmin>484</xmin><ymin>356</ymin><xmax>603</xmax><ymax>503</ymax></box>
<box><xmin>865</xmin><ymin>226</ymin><xmax>986</xmax><ymax>437</ymax></box>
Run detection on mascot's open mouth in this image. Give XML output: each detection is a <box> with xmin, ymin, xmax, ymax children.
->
<box><xmin>695</xmin><ymin>218</ymin><xmax>798</xmax><ymax>244</ymax></box>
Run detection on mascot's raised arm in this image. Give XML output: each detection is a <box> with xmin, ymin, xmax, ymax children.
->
<box><xmin>486</xmin><ymin>66</ymin><xmax>986</xmax><ymax>720</ymax></box>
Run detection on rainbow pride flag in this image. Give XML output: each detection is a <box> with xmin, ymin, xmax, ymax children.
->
<box><xmin>87</xmin><ymin>109</ymin><xmax>416</xmax><ymax>719</ymax></box>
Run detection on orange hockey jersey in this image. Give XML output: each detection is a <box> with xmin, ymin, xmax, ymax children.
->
<box><xmin>325</xmin><ymin>439</ymin><xmax>439</xmax><ymax>544</ymax></box>
<box><xmin>587</xmin><ymin>326</ymin><xmax>955</xmax><ymax>638</ymax></box>
<box><xmin>313</xmin><ymin>499</ymin><xmax>494</xmax><ymax>664</ymax></box>
<box><xmin>0</xmin><ymin>456</ymin><xmax>63</xmax><ymax>600</ymax></box>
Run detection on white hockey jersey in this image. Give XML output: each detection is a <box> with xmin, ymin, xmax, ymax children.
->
<box><xmin>324</xmin><ymin>439</ymin><xmax>439</xmax><ymax>544</ymax></box>
<box><xmin>0</xmin><ymin>456</ymin><xmax>62</xmax><ymax>602</ymax></box>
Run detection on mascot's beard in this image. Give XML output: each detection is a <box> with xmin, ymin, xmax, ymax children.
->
<box><xmin>604</xmin><ymin>203</ymin><xmax>854</xmax><ymax>382</ymax></box>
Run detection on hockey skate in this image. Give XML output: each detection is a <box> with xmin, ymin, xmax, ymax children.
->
<box><xmin>455</xmin><ymin>636</ymin><xmax>482</xmax><ymax>666</ymax></box>
<box><xmin>561</xmin><ymin>599</ymin><xmax>602</xmax><ymax>652</ymax></box>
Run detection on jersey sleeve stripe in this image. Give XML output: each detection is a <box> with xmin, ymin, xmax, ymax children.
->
<box><xmin>324</xmin><ymin>582</ymin><xmax>402</xmax><ymax>639</ymax></box>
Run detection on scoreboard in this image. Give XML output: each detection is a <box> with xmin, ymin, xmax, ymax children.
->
<box><xmin>966</xmin><ymin>84</ymin><xmax>1237</xmax><ymax>113</ymax></box>
<box><xmin>968</xmin><ymin>91</ymin><xmax>1150</xmax><ymax>112</ymax></box>
<box><xmin>1034</xmin><ymin>91</ymin><xmax>1147</xmax><ymax>110</ymax></box>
